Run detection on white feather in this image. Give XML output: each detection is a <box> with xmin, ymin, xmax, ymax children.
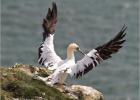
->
<box><xmin>44</xmin><ymin>49</ymin><xmax>102</xmax><ymax>85</ymax></box>
<box><xmin>38</xmin><ymin>34</ymin><xmax>62</xmax><ymax>70</ymax></box>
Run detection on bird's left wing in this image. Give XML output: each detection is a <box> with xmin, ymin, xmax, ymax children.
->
<box><xmin>69</xmin><ymin>25</ymin><xmax>127</xmax><ymax>78</ymax></box>
<box><xmin>38</xmin><ymin>2</ymin><xmax>62</xmax><ymax>67</ymax></box>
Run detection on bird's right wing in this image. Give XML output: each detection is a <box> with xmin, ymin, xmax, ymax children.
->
<box><xmin>69</xmin><ymin>25</ymin><xmax>127</xmax><ymax>78</ymax></box>
<box><xmin>38</xmin><ymin>2</ymin><xmax>62</xmax><ymax>67</ymax></box>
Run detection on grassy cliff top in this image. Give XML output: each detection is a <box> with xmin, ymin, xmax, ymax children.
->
<box><xmin>0</xmin><ymin>64</ymin><xmax>104</xmax><ymax>100</ymax></box>
<box><xmin>0</xmin><ymin>64</ymin><xmax>73</xmax><ymax>100</ymax></box>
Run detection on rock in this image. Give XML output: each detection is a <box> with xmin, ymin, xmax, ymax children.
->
<box><xmin>54</xmin><ymin>84</ymin><xmax>104</xmax><ymax>100</ymax></box>
<box><xmin>70</xmin><ymin>85</ymin><xmax>104</xmax><ymax>100</ymax></box>
<box><xmin>0</xmin><ymin>64</ymin><xmax>104</xmax><ymax>100</ymax></box>
<box><xmin>2</xmin><ymin>73</ymin><xmax>8</xmax><ymax>77</ymax></box>
<box><xmin>10</xmin><ymin>64</ymin><xmax>51</xmax><ymax>77</ymax></box>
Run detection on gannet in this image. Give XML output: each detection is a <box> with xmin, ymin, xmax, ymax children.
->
<box><xmin>37</xmin><ymin>2</ymin><xmax>127</xmax><ymax>86</ymax></box>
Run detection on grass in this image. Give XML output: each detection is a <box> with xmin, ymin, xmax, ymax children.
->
<box><xmin>0</xmin><ymin>64</ymin><xmax>74</xmax><ymax>100</ymax></box>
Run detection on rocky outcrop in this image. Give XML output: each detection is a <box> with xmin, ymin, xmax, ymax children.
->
<box><xmin>70</xmin><ymin>85</ymin><xmax>104</xmax><ymax>100</ymax></box>
<box><xmin>54</xmin><ymin>84</ymin><xmax>104</xmax><ymax>100</ymax></box>
<box><xmin>0</xmin><ymin>64</ymin><xmax>104</xmax><ymax>100</ymax></box>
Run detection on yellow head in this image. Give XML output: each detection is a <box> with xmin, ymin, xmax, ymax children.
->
<box><xmin>67</xmin><ymin>43</ymin><xmax>85</xmax><ymax>59</ymax></box>
<box><xmin>67</xmin><ymin>43</ymin><xmax>80</xmax><ymax>52</ymax></box>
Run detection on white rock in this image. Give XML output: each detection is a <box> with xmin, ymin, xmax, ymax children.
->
<box><xmin>71</xmin><ymin>85</ymin><xmax>104</xmax><ymax>100</ymax></box>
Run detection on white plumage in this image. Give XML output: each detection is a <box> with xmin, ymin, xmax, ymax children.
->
<box><xmin>37</xmin><ymin>2</ymin><xmax>127</xmax><ymax>86</ymax></box>
<box><xmin>38</xmin><ymin>34</ymin><xmax>63</xmax><ymax>70</ymax></box>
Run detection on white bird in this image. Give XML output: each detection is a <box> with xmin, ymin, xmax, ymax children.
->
<box><xmin>37</xmin><ymin>2</ymin><xmax>127</xmax><ymax>86</ymax></box>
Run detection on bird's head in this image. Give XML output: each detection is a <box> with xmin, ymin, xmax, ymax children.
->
<box><xmin>67</xmin><ymin>43</ymin><xmax>85</xmax><ymax>55</ymax></box>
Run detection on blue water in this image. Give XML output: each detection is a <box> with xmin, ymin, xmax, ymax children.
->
<box><xmin>1</xmin><ymin>0</ymin><xmax>139</xmax><ymax>99</ymax></box>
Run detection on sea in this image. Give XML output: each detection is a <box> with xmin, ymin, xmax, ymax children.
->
<box><xmin>1</xmin><ymin>0</ymin><xmax>139</xmax><ymax>99</ymax></box>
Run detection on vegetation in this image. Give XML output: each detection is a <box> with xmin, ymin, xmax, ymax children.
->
<box><xmin>0</xmin><ymin>64</ymin><xmax>73</xmax><ymax>100</ymax></box>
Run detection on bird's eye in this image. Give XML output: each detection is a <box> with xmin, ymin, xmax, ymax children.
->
<box><xmin>76</xmin><ymin>47</ymin><xmax>80</xmax><ymax>50</ymax></box>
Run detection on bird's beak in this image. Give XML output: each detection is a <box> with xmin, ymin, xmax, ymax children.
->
<box><xmin>77</xmin><ymin>48</ymin><xmax>85</xmax><ymax>55</ymax></box>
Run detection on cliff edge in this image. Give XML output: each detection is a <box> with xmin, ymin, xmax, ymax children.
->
<box><xmin>0</xmin><ymin>64</ymin><xmax>104</xmax><ymax>100</ymax></box>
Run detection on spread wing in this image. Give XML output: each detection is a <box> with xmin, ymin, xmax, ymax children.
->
<box><xmin>38</xmin><ymin>2</ymin><xmax>62</xmax><ymax>66</ymax></box>
<box><xmin>95</xmin><ymin>25</ymin><xmax>127</xmax><ymax>60</ymax></box>
<box><xmin>69</xmin><ymin>25</ymin><xmax>127</xmax><ymax>78</ymax></box>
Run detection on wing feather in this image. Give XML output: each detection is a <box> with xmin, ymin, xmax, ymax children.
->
<box><xmin>70</xmin><ymin>49</ymin><xmax>101</xmax><ymax>78</ymax></box>
<box><xmin>38</xmin><ymin>2</ymin><xmax>62</xmax><ymax>66</ymax></box>
<box><xmin>96</xmin><ymin>25</ymin><xmax>127</xmax><ymax>60</ymax></box>
<box><xmin>42</xmin><ymin>2</ymin><xmax>57</xmax><ymax>40</ymax></box>
<box><xmin>69</xmin><ymin>25</ymin><xmax>127</xmax><ymax>78</ymax></box>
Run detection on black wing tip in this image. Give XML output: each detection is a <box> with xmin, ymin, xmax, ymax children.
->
<box><xmin>120</xmin><ymin>26</ymin><xmax>127</xmax><ymax>41</ymax></box>
<box><xmin>52</xmin><ymin>2</ymin><xmax>57</xmax><ymax>16</ymax></box>
<box><xmin>115</xmin><ymin>24</ymin><xmax>127</xmax><ymax>41</ymax></box>
<box><xmin>121</xmin><ymin>39</ymin><xmax>126</xmax><ymax>44</ymax></box>
<box><xmin>120</xmin><ymin>25</ymin><xmax>127</xmax><ymax>36</ymax></box>
<box><xmin>46</xmin><ymin>2</ymin><xmax>57</xmax><ymax>21</ymax></box>
<box><xmin>42</xmin><ymin>2</ymin><xmax>58</xmax><ymax>40</ymax></box>
<box><xmin>122</xmin><ymin>24</ymin><xmax>127</xmax><ymax>30</ymax></box>
<box><xmin>52</xmin><ymin>2</ymin><xmax>56</xmax><ymax>5</ymax></box>
<box><xmin>52</xmin><ymin>2</ymin><xmax>57</xmax><ymax>9</ymax></box>
<box><xmin>96</xmin><ymin>25</ymin><xmax>127</xmax><ymax>60</ymax></box>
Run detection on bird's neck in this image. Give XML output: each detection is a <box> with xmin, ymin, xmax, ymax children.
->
<box><xmin>67</xmin><ymin>48</ymin><xmax>75</xmax><ymax>60</ymax></box>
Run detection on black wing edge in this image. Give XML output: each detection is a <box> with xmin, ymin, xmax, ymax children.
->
<box><xmin>75</xmin><ymin>63</ymin><xmax>95</xmax><ymax>79</ymax></box>
<box><xmin>38</xmin><ymin>43</ymin><xmax>44</xmax><ymax>65</ymax></box>
<box><xmin>95</xmin><ymin>25</ymin><xmax>127</xmax><ymax>60</ymax></box>
<box><xmin>75</xmin><ymin>54</ymin><xmax>102</xmax><ymax>79</ymax></box>
<box><xmin>42</xmin><ymin>2</ymin><xmax>57</xmax><ymax>41</ymax></box>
